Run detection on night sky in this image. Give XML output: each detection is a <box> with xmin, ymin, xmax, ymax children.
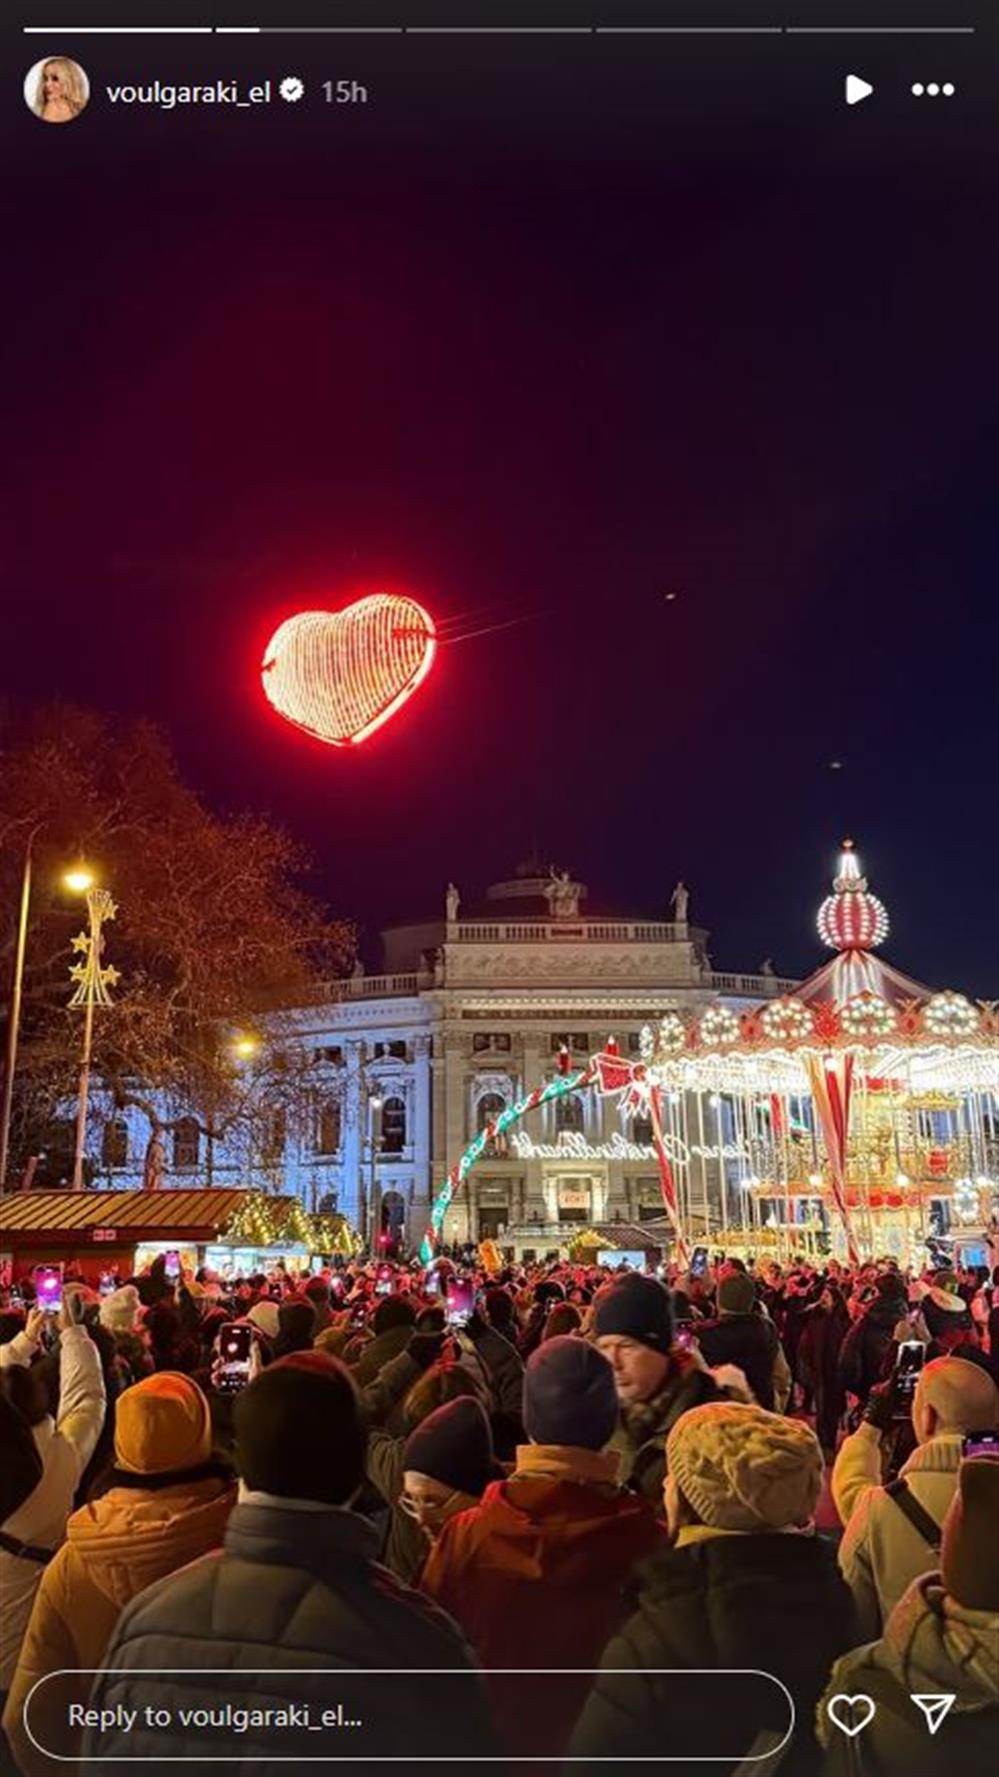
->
<box><xmin>4</xmin><ymin>1</ymin><xmax>997</xmax><ymax>989</ymax></box>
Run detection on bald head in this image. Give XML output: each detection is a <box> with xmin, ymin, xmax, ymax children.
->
<box><xmin>913</xmin><ymin>1356</ymin><xmax>999</xmax><ymax>1445</ymax></box>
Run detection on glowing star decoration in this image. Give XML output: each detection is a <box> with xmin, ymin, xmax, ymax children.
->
<box><xmin>261</xmin><ymin>593</ymin><xmax>437</xmax><ymax>747</ymax></box>
<box><xmin>818</xmin><ymin>839</ymin><xmax>889</xmax><ymax>952</ymax></box>
<box><xmin>761</xmin><ymin>998</ymin><xmax>814</xmax><ymax>1044</ymax></box>
<box><xmin>699</xmin><ymin>1005</ymin><xmax>741</xmax><ymax>1048</ymax></box>
<box><xmin>840</xmin><ymin>993</ymin><xmax>897</xmax><ymax>1041</ymax></box>
<box><xmin>924</xmin><ymin>992</ymin><xmax>979</xmax><ymax>1039</ymax></box>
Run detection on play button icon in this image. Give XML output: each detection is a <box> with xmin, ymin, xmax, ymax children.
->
<box><xmin>845</xmin><ymin>74</ymin><xmax>874</xmax><ymax>106</ymax></box>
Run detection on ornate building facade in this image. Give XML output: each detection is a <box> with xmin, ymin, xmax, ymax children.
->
<box><xmin>86</xmin><ymin>865</ymin><xmax>794</xmax><ymax>1255</ymax></box>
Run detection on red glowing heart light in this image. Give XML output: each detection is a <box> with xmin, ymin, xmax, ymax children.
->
<box><xmin>261</xmin><ymin>593</ymin><xmax>437</xmax><ymax>746</ymax></box>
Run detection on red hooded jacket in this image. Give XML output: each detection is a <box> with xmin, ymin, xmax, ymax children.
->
<box><xmin>420</xmin><ymin>1444</ymin><xmax>663</xmax><ymax>1760</ymax></box>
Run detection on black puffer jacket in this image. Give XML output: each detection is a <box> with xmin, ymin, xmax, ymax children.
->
<box><xmin>82</xmin><ymin>1501</ymin><xmax>495</xmax><ymax>1771</ymax></box>
<box><xmin>694</xmin><ymin>1312</ymin><xmax>781</xmax><ymax>1410</ymax></box>
<box><xmin>838</xmin><ymin>1296</ymin><xmax>904</xmax><ymax>1402</ymax></box>
<box><xmin>569</xmin><ymin>1531</ymin><xmax>856</xmax><ymax>1776</ymax></box>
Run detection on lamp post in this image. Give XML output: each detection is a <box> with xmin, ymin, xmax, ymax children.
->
<box><xmin>65</xmin><ymin>869</ymin><xmax>119</xmax><ymax>1192</ymax></box>
<box><xmin>0</xmin><ymin>825</ymin><xmax>42</xmax><ymax>1194</ymax></box>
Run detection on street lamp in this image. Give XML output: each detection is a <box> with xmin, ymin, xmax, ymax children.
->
<box><xmin>231</xmin><ymin>1032</ymin><xmax>260</xmax><ymax>1062</ymax></box>
<box><xmin>65</xmin><ymin>868</ymin><xmax>119</xmax><ymax>1192</ymax></box>
<box><xmin>0</xmin><ymin>824</ymin><xmax>42</xmax><ymax>1193</ymax></box>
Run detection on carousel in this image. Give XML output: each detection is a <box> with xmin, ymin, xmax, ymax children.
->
<box><xmin>422</xmin><ymin>842</ymin><xmax>998</xmax><ymax>1269</ymax></box>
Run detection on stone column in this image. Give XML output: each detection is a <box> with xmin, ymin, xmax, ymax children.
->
<box><xmin>341</xmin><ymin>1040</ymin><xmax>364</xmax><ymax>1236</ymax></box>
<box><xmin>411</xmin><ymin>1036</ymin><xmax>432</xmax><ymax>1242</ymax></box>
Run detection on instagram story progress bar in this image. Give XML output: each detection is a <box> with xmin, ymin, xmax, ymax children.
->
<box><xmin>20</xmin><ymin>20</ymin><xmax>979</xmax><ymax>35</ymax></box>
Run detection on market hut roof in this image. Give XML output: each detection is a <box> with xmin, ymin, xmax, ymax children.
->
<box><xmin>0</xmin><ymin>1189</ymin><xmax>357</xmax><ymax>1253</ymax></box>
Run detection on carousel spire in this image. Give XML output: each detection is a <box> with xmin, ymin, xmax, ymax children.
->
<box><xmin>817</xmin><ymin>837</ymin><xmax>889</xmax><ymax>952</ymax></box>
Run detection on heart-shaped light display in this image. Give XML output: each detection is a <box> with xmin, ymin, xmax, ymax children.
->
<box><xmin>261</xmin><ymin>593</ymin><xmax>437</xmax><ymax>746</ymax></box>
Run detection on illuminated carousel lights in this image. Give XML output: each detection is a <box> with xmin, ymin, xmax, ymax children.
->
<box><xmin>840</xmin><ymin>993</ymin><xmax>897</xmax><ymax>1040</ymax></box>
<box><xmin>953</xmin><ymin>1177</ymin><xmax>981</xmax><ymax>1223</ymax></box>
<box><xmin>760</xmin><ymin>998</ymin><xmax>815</xmax><ymax>1043</ymax></box>
<box><xmin>655</xmin><ymin>1010</ymin><xmax>688</xmax><ymax>1057</ymax></box>
<box><xmin>698</xmin><ymin>1005</ymin><xmax>741</xmax><ymax>1047</ymax></box>
<box><xmin>924</xmin><ymin>991</ymin><xmax>980</xmax><ymax>1038</ymax></box>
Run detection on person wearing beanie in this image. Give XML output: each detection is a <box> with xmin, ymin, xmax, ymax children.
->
<box><xmin>99</xmin><ymin>1282</ymin><xmax>141</xmax><ymax>1335</ymax></box>
<box><xmin>692</xmin><ymin>1271</ymin><xmax>791</xmax><ymax>1413</ymax></box>
<box><xmin>542</xmin><ymin>1300</ymin><xmax>583</xmax><ymax>1341</ymax></box>
<box><xmin>271</xmin><ymin>1298</ymin><xmax>316</xmax><ymax>1360</ymax></box>
<box><xmin>77</xmin><ymin>1352</ymin><xmax>495</xmax><ymax>1767</ymax></box>
<box><xmin>245</xmin><ymin>1298</ymin><xmax>281</xmax><ymax>1343</ymax></box>
<box><xmin>301</xmin><ymin>1275</ymin><xmax>333</xmax><ymax>1333</ymax></box>
<box><xmin>3</xmin><ymin>1370</ymin><xmax>233</xmax><ymax>1777</ymax></box>
<box><xmin>420</xmin><ymin>1337</ymin><xmax>662</xmax><ymax>1761</ymax></box>
<box><xmin>838</xmin><ymin>1272</ymin><xmax>910</xmax><ymax>1406</ymax></box>
<box><xmin>593</xmin><ymin>1271</ymin><xmax>726</xmax><ymax>1504</ymax></box>
<box><xmin>400</xmin><ymin>1397</ymin><xmax>500</xmax><ymax>1548</ymax></box>
<box><xmin>352</xmin><ymin>1293</ymin><xmax>418</xmax><ymax>1385</ymax></box>
<box><xmin>0</xmin><ymin>1293</ymin><xmax>105</xmax><ymax>1702</ymax></box>
<box><xmin>922</xmin><ymin>1286</ymin><xmax>996</xmax><ymax>1379</ymax></box>
<box><xmin>833</xmin><ymin>1354</ymin><xmax>999</xmax><ymax>1640</ymax></box>
<box><xmin>570</xmin><ymin>1402</ymin><xmax>855</xmax><ymax>1771</ymax></box>
<box><xmin>818</xmin><ymin>1457</ymin><xmax>999</xmax><ymax>1776</ymax></box>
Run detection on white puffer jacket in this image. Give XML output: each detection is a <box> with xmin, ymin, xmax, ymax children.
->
<box><xmin>0</xmin><ymin>1325</ymin><xmax>105</xmax><ymax>1688</ymax></box>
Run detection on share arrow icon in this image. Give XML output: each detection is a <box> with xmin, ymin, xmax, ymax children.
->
<box><xmin>911</xmin><ymin>1695</ymin><xmax>956</xmax><ymax>1736</ymax></box>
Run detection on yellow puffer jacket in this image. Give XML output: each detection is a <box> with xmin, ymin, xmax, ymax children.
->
<box><xmin>3</xmin><ymin>1474</ymin><xmax>234</xmax><ymax>1777</ymax></box>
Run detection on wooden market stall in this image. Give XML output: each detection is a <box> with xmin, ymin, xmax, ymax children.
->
<box><xmin>0</xmin><ymin>1187</ymin><xmax>357</xmax><ymax>1286</ymax></box>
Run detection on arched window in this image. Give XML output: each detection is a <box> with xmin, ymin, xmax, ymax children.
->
<box><xmin>555</xmin><ymin>1093</ymin><xmax>584</xmax><ymax>1135</ymax></box>
<box><xmin>172</xmin><ymin>1117</ymin><xmax>200</xmax><ymax>1171</ymax></box>
<box><xmin>476</xmin><ymin>1092</ymin><xmax>508</xmax><ymax>1157</ymax></box>
<box><xmin>102</xmin><ymin>1118</ymin><xmax>129</xmax><ymax>1168</ymax></box>
<box><xmin>312</xmin><ymin>1096</ymin><xmax>341</xmax><ymax>1156</ymax></box>
<box><xmin>380</xmin><ymin>1096</ymin><xmax>406</xmax><ymax>1155</ymax></box>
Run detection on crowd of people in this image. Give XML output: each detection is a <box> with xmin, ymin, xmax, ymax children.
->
<box><xmin>1</xmin><ymin>1245</ymin><xmax>997</xmax><ymax>1775</ymax></box>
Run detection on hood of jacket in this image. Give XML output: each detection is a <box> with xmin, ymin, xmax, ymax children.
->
<box><xmin>882</xmin><ymin>1574</ymin><xmax>998</xmax><ymax>1713</ymax></box>
<box><xmin>64</xmin><ymin>1476</ymin><xmax>234</xmax><ymax>1608</ymax></box>
<box><xmin>459</xmin><ymin>1466</ymin><xmax>656</xmax><ymax>1585</ymax></box>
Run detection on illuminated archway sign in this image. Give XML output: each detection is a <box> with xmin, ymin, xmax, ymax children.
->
<box><xmin>262</xmin><ymin>592</ymin><xmax>437</xmax><ymax>746</ymax></box>
<box><xmin>420</xmin><ymin>1052</ymin><xmax>690</xmax><ymax>1265</ymax></box>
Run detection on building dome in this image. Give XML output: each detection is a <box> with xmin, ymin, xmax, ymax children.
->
<box><xmin>817</xmin><ymin>840</ymin><xmax>889</xmax><ymax>952</ymax></box>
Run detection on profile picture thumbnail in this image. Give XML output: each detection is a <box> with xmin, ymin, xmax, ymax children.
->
<box><xmin>24</xmin><ymin>56</ymin><xmax>90</xmax><ymax>123</ymax></box>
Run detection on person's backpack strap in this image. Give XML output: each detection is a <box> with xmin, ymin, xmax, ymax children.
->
<box><xmin>884</xmin><ymin>1477</ymin><xmax>942</xmax><ymax>1552</ymax></box>
<box><xmin>0</xmin><ymin>1527</ymin><xmax>54</xmax><ymax>1564</ymax></box>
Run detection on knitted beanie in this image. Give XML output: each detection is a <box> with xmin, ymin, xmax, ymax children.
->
<box><xmin>402</xmin><ymin>1397</ymin><xmax>497</xmax><ymax>1496</ymax></box>
<box><xmin>524</xmin><ymin>1335</ymin><xmax>619</xmax><ymax>1450</ymax></box>
<box><xmin>114</xmin><ymin>1372</ymin><xmax>213</xmax><ymax>1475</ymax></box>
<box><xmin>717</xmin><ymin>1273</ymin><xmax>756</xmax><ymax>1316</ymax></box>
<box><xmin>234</xmin><ymin>1352</ymin><xmax>366</xmax><ymax>1505</ymax></box>
<box><xmin>593</xmin><ymin>1273</ymin><xmax>674</xmax><ymax>1353</ymax></box>
<box><xmin>941</xmin><ymin>1458</ymin><xmax>999</xmax><ymax>1611</ymax></box>
<box><xmin>99</xmin><ymin>1284</ymin><xmax>142</xmax><ymax>1334</ymax></box>
<box><xmin>246</xmin><ymin>1300</ymin><xmax>280</xmax><ymax>1341</ymax></box>
<box><xmin>667</xmin><ymin>1402</ymin><xmax>823</xmax><ymax>1531</ymax></box>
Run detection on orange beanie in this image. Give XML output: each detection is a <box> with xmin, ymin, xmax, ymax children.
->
<box><xmin>114</xmin><ymin>1372</ymin><xmax>213</xmax><ymax>1475</ymax></box>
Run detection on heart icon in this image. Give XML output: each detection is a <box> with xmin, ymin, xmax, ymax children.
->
<box><xmin>826</xmin><ymin>1695</ymin><xmax>876</xmax><ymax>1738</ymax></box>
<box><xmin>261</xmin><ymin>594</ymin><xmax>437</xmax><ymax>747</ymax></box>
